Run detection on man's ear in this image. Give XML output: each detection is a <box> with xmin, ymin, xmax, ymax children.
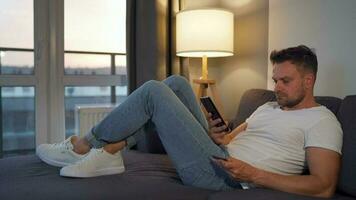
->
<box><xmin>304</xmin><ymin>73</ymin><xmax>315</xmax><ymax>89</ymax></box>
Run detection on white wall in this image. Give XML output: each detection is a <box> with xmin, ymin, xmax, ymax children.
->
<box><xmin>268</xmin><ymin>0</ymin><xmax>356</xmax><ymax>98</ymax></box>
<box><xmin>216</xmin><ymin>1</ymin><xmax>268</xmax><ymax>120</ymax></box>
<box><xmin>183</xmin><ymin>0</ymin><xmax>269</xmax><ymax>120</ymax></box>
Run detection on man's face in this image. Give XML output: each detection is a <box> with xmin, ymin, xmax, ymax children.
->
<box><xmin>272</xmin><ymin>61</ymin><xmax>307</xmax><ymax>109</ymax></box>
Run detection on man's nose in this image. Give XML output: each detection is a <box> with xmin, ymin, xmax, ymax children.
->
<box><xmin>274</xmin><ymin>81</ymin><xmax>282</xmax><ymax>92</ymax></box>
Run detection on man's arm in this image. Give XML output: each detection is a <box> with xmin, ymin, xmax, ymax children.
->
<box><xmin>224</xmin><ymin>122</ymin><xmax>247</xmax><ymax>144</ymax></box>
<box><xmin>208</xmin><ymin>114</ymin><xmax>247</xmax><ymax>145</ymax></box>
<box><xmin>218</xmin><ymin>147</ymin><xmax>341</xmax><ymax>198</ymax></box>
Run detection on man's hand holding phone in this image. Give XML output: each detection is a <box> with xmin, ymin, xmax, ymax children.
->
<box><xmin>200</xmin><ymin>96</ymin><xmax>232</xmax><ymax>145</ymax></box>
<box><xmin>208</xmin><ymin>113</ymin><xmax>231</xmax><ymax>145</ymax></box>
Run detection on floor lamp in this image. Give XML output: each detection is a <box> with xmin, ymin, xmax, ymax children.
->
<box><xmin>176</xmin><ymin>8</ymin><xmax>234</xmax><ymax>114</ymax></box>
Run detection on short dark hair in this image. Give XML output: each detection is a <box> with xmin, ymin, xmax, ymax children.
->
<box><xmin>270</xmin><ymin>45</ymin><xmax>318</xmax><ymax>76</ymax></box>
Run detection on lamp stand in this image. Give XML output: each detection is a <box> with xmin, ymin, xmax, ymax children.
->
<box><xmin>201</xmin><ymin>55</ymin><xmax>208</xmax><ymax>80</ymax></box>
<box><xmin>193</xmin><ymin>79</ymin><xmax>225</xmax><ymax>119</ymax></box>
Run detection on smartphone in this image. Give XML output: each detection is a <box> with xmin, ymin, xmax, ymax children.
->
<box><xmin>200</xmin><ymin>96</ymin><xmax>230</xmax><ymax>132</ymax></box>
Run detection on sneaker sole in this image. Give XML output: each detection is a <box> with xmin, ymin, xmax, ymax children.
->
<box><xmin>36</xmin><ymin>151</ymin><xmax>73</xmax><ymax>167</ymax></box>
<box><xmin>60</xmin><ymin>166</ymin><xmax>125</xmax><ymax>178</ymax></box>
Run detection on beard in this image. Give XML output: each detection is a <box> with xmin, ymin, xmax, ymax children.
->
<box><xmin>275</xmin><ymin>89</ymin><xmax>306</xmax><ymax>108</ymax></box>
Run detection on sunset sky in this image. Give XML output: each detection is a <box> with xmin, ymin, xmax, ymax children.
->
<box><xmin>0</xmin><ymin>0</ymin><xmax>126</xmax><ymax>68</ymax></box>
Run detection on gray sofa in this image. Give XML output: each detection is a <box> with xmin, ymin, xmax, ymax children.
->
<box><xmin>1</xmin><ymin>89</ymin><xmax>355</xmax><ymax>200</ymax></box>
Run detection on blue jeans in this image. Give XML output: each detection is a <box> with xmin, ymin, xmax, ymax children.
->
<box><xmin>85</xmin><ymin>75</ymin><xmax>241</xmax><ymax>190</ymax></box>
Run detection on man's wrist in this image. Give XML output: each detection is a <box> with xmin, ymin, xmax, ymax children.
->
<box><xmin>251</xmin><ymin>168</ymin><xmax>266</xmax><ymax>186</ymax></box>
<box><xmin>224</xmin><ymin>132</ymin><xmax>234</xmax><ymax>144</ymax></box>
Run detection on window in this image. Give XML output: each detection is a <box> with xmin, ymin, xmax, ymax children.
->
<box><xmin>64</xmin><ymin>0</ymin><xmax>127</xmax><ymax>137</ymax></box>
<box><xmin>64</xmin><ymin>86</ymin><xmax>112</xmax><ymax>137</ymax></box>
<box><xmin>1</xmin><ymin>87</ymin><xmax>35</xmax><ymax>156</ymax></box>
<box><xmin>0</xmin><ymin>0</ymin><xmax>127</xmax><ymax>157</ymax></box>
<box><xmin>0</xmin><ymin>51</ymin><xmax>34</xmax><ymax>75</ymax></box>
<box><xmin>65</xmin><ymin>53</ymin><xmax>112</xmax><ymax>75</ymax></box>
<box><xmin>0</xmin><ymin>0</ymin><xmax>35</xmax><ymax>157</ymax></box>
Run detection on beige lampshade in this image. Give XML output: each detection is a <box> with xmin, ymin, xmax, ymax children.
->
<box><xmin>176</xmin><ymin>9</ymin><xmax>234</xmax><ymax>57</ymax></box>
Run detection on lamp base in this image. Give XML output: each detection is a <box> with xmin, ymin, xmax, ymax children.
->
<box><xmin>193</xmin><ymin>79</ymin><xmax>224</xmax><ymax>118</ymax></box>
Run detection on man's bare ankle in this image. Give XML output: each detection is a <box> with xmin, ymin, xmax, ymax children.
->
<box><xmin>71</xmin><ymin>137</ymin><xmax>91</xmax><ymax>155</ymax></box>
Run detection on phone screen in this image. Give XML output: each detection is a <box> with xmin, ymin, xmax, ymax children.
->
<box><xmin>200</xmin><ymin>96</ymin><xmax>229</xmax><ymax>132</ymax></box>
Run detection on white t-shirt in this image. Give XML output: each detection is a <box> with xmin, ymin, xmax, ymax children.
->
<box><xmin>226</xmin><ymin>102</ymin><xmax>343</xmax><ymax>175</ymax></box>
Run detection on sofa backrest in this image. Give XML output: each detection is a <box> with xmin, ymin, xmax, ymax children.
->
<box><xmin>337</xmin><ymin>95</ymin><xmax>356</xmax><ymax>197</ymax></box>
<box><xmin>135</xmin><ymin>121</ymin><xmax>166</xmax><ymax>154</ymax></box>
<box><xmin>230</xmin><ymin>89</ymin><xmax>276</xmax><ymax>129</ymax></box>
<box><xmin>229</xmin><ymin>89</ymin><xmax>342</xmax><ymax>129</ymax></box>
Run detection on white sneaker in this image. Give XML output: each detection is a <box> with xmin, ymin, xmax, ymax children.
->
<box><xmin>60</xmin><ymin>148</ymin><xmax>125</xmax><ymax>178</ymax></box>
<box><xmin>36</xmin><ymin>136</ymin><xmax>87</xmax><ymax>167</ymax></box>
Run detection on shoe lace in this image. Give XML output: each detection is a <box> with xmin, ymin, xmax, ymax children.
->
<box><xmin>50</xmin><ymin>138</ymin><xmax>72</xmax><ymax>150</ymax></box>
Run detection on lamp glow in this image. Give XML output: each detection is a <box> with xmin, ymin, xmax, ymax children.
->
<box><xmin>176</xmin><ymin>9</ymin><xmax>234</xmax><ymax>79</ymax></box>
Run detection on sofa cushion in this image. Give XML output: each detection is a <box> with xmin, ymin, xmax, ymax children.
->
<box><xmin>337</xmin><ymin>95</ymin><xmax>356</xmax><ymax>197</ymax></box>
<box><xmin>0</xmin><ymin>151</ymin><xmax>214</xmax><ymax>200</ymax></box>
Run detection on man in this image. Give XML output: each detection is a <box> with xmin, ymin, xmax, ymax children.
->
<box><xmin>37</xmin><ymin>45</ymin><xmax>342</xmax><ymax>198</ymax></box>
<box><xmin>210</xmin><ymin>45</ymin><xmax>342</xmax><ymax>197</ymax></box>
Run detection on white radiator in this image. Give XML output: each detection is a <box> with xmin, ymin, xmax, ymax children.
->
<box><xmin>75</xmin><ymin>104</ymin><xmax>116</xmax><ymax>138</ymax></box>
